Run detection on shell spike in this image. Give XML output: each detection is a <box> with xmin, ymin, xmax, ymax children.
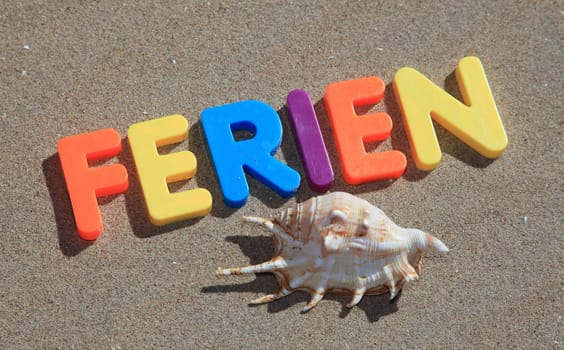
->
<box><xmin>383</xmin><ymin>264</ymin><xmax>399</xmax><ymax>300</ymax></box>
<box><xmin>242</xmin><ymin>216</ymin><xmax>297</xmax><ymax>244</ymax></box>
<box><xmin>302</xmin><ymin>291</ymin><xmax>324</xmax><ymax>313</ymax></box>
<box><xmin>425</xmin><ymin>233</ymin><xmax>449</xmax><ymax>253</ymax></box>
<box><xmin>346</xmin><ymin>291</ymin><xmax>365</xmax><ymax>308</ymax></box>
<box><xmin>216</xmin><ymin>257</ymin><xmax>287</xmax><ymax>276</ymax></box>
<box><xmin>242</xmin><ymin>216</ymin><xmax>269</xmax><ymax>225</ymax></box>
<box><xmin>389</xmin><ymin>286</ymin><xmax>400</xmax><ymax>300</ymax></box>
<box><xmin>250</xmin><ymin>289</ymin><xmax>291</xmax><ymax>305</ymax></box>
<box><xmin>408</xmin><ymin>229</ymin><xmax>449</xmax><ymax>253</ymax></box>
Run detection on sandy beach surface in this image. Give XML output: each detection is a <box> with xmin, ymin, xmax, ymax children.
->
<box><xmin>1</xmin><ymin>1</ymin><xmax>562</xmax><ymax>348</ymax></box>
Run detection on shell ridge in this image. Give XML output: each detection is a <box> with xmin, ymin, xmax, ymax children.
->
<box><xmin>306</xmin><ymin>196</ymin><xmax>318</xmax><ymax>242</ymax></box>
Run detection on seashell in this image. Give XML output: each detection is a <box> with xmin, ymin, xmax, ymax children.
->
<box><xmin>216</xmin><ymin>191</ymin><xmax>448</xmax><ymax>312</ymax></box>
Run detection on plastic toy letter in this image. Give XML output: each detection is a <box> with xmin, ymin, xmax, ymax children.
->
<box><xmin>286</xmin><ymin>89</ymin><xmax>334</xmax><ymax>192</ymax></box>
<box><xmin>324</xmin><ymin>77</ymin><xmax>407</xmax><ymax>184</ymax></box>
<box><xmin>393</xmin><ymin>56</ymin><xmax>508</xmax><ymax>170</ymax></box>
<box><xmin>127</xmin><ymin>115</ymin><xmax>212</xmax><ymax>225</ymax></box>
<box><xmin>201</xmin><ymin>100</ymin><xmax>301</xmax><ymax>208</ymax></box>
<box><xmin>57</xmin><ymin>129</ymin><xmax>128</xmax><ymax>240</ymax></box>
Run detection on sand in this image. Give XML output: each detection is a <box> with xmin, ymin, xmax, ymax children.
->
<box><xmin>1</xmin><ymin>1</ymin><xmax>562</xmax><ymax>348</ymax></box>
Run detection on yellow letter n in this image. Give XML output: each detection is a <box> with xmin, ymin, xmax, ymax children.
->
<box><xmin>392</xmin><ymin>56</ymin><xmax>508</xmax><ymax>171</ymax></box>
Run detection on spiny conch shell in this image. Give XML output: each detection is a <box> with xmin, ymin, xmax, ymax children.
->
<box><xmin>216</xmin><ymin>191</ymin><xmax>449</xmax><ymax>312</ymax></box>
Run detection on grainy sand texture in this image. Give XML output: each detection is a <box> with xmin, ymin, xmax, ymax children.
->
<box><xmin>1</xmin><ymin>1</ymin><xmax>562</xmax><ymax>349</ymax></box>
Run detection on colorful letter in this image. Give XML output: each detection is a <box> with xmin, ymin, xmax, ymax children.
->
<box><xmin>286</xmin><ymin>89</ymin><xmax>334</xmax><ymax>192</ymax></box>
<box><xmin>57</xmin><ymin>129</ymin><xmax>128</xmax><ymax>240</ymax></box>
<box><xmin>324</xmin><ymin>77</ymin><xmax>407</xmax><ymax>184</ymax></box>
<box><xmin>127</xmin><ymin>115</ymin><xmax>212</xmax><ymax>225</ymax></box>
<box><xmin>201</xmin><ymin>100</ymin><xmax>301</xmax><ymax>207</ymax></box>
<box><xmin>392</xmin><ymin>56</ymin><xmax>508</xmax><ymax>170</ymax></box>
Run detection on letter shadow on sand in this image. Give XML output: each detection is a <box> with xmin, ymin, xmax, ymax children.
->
<box><xmin>118</xmin><ymin>136</ymin><xmax>209</xmax><ymax>238</ymax></box>
<box><xmin>201</xmin><ymin>235</ymin><xmax>399</xmax><ymax>322</ymax></box>
<box><xmin>42</xmin><ymin>154</ymin><xmax>94</xmax><ymax>256</ymax></box>
<box><xmin>187</xmin><ymin>120</ymin><xmax>289</xmax><ymax>215</ymax></box>
<box><xmin>42</xmin><ymin>135</ymin><xmax>211</xmax><ymax>256</ymax></box>
<box><xmin>277</xmin><ymin>101</ymin><xmax>398</xmax><ymax>204</ymax></box>
<box><xmin>275</xmin><ymin>75</ymin><xmax>496</xmax><ymax>199</ymax></box>
<box><xmin>384</xmin><ymin>75</ymin><xmax>495</xmax><ymax>172</ymax></box>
